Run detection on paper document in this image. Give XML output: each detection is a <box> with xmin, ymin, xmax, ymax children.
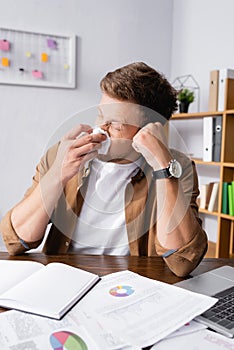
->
<box><xmin>69</xmin><ymin>305</ymin><xmax>137</xmax><ymax>349</ymax></box>
<box><xmin>0</xmin><ymin>309</ymin><xmax>100</xmax><ymax>350</ymax></box>
<box><xmin>165</xmin><ymin>320</ymin><xmax>207</xmax><ymax>339</ymax></box>
<box><xmin>151</xmin><ymin>329</ymin><xmax>234</xmax><ymax>349</ymax></box>
<box><xmin>72</xmin><ymin>270</ymin><xmax>217</xmax><ymax>348</ymax></box>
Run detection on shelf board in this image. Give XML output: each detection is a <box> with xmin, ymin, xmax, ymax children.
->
<box><xmin>192</xmin><ymin>159</ymin><xmax>234</xmax><ymax>167</ymax></box>
<box><xmin>192</xmin><ymin>158</ymin><xmax>221</xmax><ymax>166</ymax></box>
<box><xmin>199</xmin><ymin>209</ymin><xmax>218</xmax><ymax>216</ymax></box>
<box><xmin>225</xmin><ymin>109</ymin><xmax>234</xmax><ymax>115</ymax></box>
<box><xmin>220</xmin><ymin>213</ymin><xmax>234</xmax><ymax>220</ymax></box>
<box><xmin>171</xmin><ymin>111</ymin><xmax>223</xmax><ymax>120</ymax></box>
<box><xmin>199</xmin><ymin>210</ymin><xmax>234</xmax><ymax>220</ymax></box>
<box><xmin>171</xmin><ymin>109</ymin><xmax>234</xmax><ymax>120</ymax></box>
<box><xmin>223</xmin><ymin>162</ymin><xmax>234</xmax><ymax>168</ymax></box>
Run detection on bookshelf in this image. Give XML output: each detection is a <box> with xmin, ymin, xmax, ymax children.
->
<box><xmin>170</xmin><ymin>109</ymin><xmax>234</xmax><ymax>258</ymax></box>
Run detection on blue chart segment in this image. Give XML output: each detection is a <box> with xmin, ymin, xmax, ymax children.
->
<box><xmin>50</xmin><ymin>331</ymin><xmax>88</xmax><ymax>350</ymax></box>
<box><xmin>109</xmin><ymin>285</ymin><xmax>135</xmax><ymax>297</ymax></box>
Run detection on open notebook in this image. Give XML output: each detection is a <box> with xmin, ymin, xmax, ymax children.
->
<box><xmin>0</xmin><ymin>260</ymin><xmax>100</xmax><ymax>319</ymax></box>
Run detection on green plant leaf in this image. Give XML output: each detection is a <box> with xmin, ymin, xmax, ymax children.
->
<box><xmin>177</xmin><ymin>88</ymin><xmax>195</xmax><ymax>103</ymax></box>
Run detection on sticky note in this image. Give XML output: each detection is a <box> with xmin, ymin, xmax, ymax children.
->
<box><xmin>47</xmin><ymin>38</ymin><xmax>57</xmax><ymax>49</ymax></box>
<box><xmin>0</xmin><ymin>40</ymin><xmax>10</xmax><ymax>51</ymax></box>
<box><xmin>1</xmin><ymin>57</ymin><xmax>9</xmax><ymax>67</ymax></box>
<box><xmin>26</xmin><ymin>51</ymin><xmax>32</xmax><ymax>58</ymax></box>
<box><xmin>64</xmin><ymin>63</ymin><xmax>69</xmax><ymax>70</ymax></box>
<box><xmin>41</xmin><ymin>53</ymin><xmax>48</xmax><ymax>62</ymax></box>
<box><xmin>32</xmin><ymin>70</ymin><xmax>43</xmax><ymax>79</ymax></box>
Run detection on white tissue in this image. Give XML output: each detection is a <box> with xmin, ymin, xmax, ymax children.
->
<box><xmin>91</xmin><ymin>127</ymin><xmax>111</xmax><ymax>154</ymax></box>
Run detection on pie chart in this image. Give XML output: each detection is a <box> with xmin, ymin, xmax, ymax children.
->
<box><xmin>50</xmin><ymin>331</ymin><xmax>88</xmax><ymax>350</ymax></box>
<box><xmin>109</xmin><ymin>285</ymin><xmax>134</xmax><ymax>297</ymax></box>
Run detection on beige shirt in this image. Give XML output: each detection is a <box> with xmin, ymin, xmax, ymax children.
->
<box><xmin>0</xmin><ymin>143</ymin><xmax>207</xmax><ymax>277</ymax></box>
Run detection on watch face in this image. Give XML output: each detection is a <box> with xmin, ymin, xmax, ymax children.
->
<box><xmin>169</xmin><ymin>160</ymin><xmax>182</xmax><ymax>178</ymax></box>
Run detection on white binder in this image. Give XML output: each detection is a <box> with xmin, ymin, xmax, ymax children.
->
<box><xmin>218</xmin><ymin>68</ymin><xmax>234</xmax><ymax>111</ymax></box>
<box><xmin>203</xmin><ymin>117</ymin><xmax>214</xmax><ymax>162</ymax></box>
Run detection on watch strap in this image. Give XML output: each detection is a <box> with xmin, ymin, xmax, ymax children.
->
<box><xmin>152</xmin><ymin>167</ymin><xmax>170</xmax><ymax>180</ymax></box>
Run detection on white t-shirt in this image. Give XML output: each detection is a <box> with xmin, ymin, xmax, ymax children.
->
<box><xmin>69</xmin><ymin>158</ymin><xmax>142</xmax><ymax>255</ymax></box>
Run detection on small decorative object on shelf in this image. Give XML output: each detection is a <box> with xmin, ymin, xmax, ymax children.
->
<box><xmin>177</xmin><ymin>88</ymin><xmax>195</xmax><ymax>113</ymax></box>
<box><xmin>171</xmin><ymin>74</ymin><xmax>200</xmax><ymax>112</ymax></box>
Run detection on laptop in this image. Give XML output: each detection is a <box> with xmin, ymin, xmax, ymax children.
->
<box><xmin>175</xmin><ymin>265</ymin><xmax>234</xmax><ymax>338</ymax></box>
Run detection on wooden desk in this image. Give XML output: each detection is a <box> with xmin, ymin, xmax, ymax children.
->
<box><xmin>0</xmin><ymin>252</ymin><xmax>233</xmax><ymax>284</ymax></box>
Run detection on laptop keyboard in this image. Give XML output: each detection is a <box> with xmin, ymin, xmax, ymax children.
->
<box><xmin>201</xmin><ymin>286</ymin><xmax>234</xmax><ymax>330</ymax></box>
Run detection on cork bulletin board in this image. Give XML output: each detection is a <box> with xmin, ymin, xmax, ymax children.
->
<box><xmin>0</xmin><ymin>27</ymin><xmax>76</xmax><ymax>88</ymax></box>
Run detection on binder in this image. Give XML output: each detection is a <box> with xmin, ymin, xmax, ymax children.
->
<box><xmin>213</xmin><ymin>116</ymin><xmax>222</xmax><ymax>162</ymax></box>
<box><xmin>203</xmin><ymin>117</ymin><xmax>214</xmax><ymax>162</ymax></box>
<box><xmin>208</xmin><ymin>70</ymin><xmax>219</xmax><ymax>111</ymax></box>
<box><xmin>218</xmin><ymin>69</ymin><xmax>234</xmax><ymax>111</ymax></box>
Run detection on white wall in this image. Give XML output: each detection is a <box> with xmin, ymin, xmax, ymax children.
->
<box><xmin>0</xmin><ymin>0</ymin><xmax>173</xmax><ymax>248</ymax></box>
<box><xmin>171</xmin><ymin>0</ymin><xmax>234</xmax><ymax>112</ymax></box>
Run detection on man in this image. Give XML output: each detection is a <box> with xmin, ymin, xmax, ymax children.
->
<box><xmin>0</xmin><ymin>62</ymin><xmax>207</xmax><ymax>277</ymax></box>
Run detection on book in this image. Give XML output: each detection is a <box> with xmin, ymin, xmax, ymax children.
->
<box><xmin>221</xmin><ymin>182</ymin><xmax>229</xmax><ymax>214</ymax></box>
<box><xmin>218</xmin><ymin>69</ymin><xmax>234</xmax><ymax>111</ymax></box>
<box><xmin>199</xmin><ymin>184</ymin><xmax>209</xmax><ymax>209</ymax></box>
<box><xmin>0</xmin><ymin>260</ymin><xmax>100</xmax><ymax>320</ymax></box>
<box><xmin>228</xmin><ymin>183</ymin><xmax>234</xmax><ymax>216</ymax></box>
<box><xmin>199</xmin><ymin>183</ymin><xmax>214</xmax><ymax>210</ymax></box>
<box><xmin>232</xmin><ymin>181</ymin><xmax>234</xmax><ymax>212</ymax></box>
<box><xmin>208</xmin><ymin>70</ymin><xmax>219</xmax><ymax>111</ymax></box>
<box><xmin>207</xmin><ymin>182</ymin><xmax>219</xmax><ymax>212</ymax></box>
<box><xmin>205</xmin><ymin>183</ymin><xmax>215</xmax><ymax>209</ymax></box>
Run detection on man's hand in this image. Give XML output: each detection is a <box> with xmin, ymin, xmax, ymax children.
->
<box><xmin>132</xmin><ymin>122</ymin><xmax>172</xmax><ymax>170</ymax></box>
<box><xmin>52</xmin><ymin>124</ymin><xmax>107</xmax><ymax>186</ymax></box>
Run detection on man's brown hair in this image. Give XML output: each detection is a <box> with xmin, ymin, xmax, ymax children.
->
<box><xmin>100</xmin><ymin>62</ymin><xmax>178</xmax><ymax>120</ymax></box>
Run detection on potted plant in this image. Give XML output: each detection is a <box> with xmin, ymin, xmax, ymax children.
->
<box><xmin>177</xmin><ymin>88</ymin><xmax>195</xmax><ymax>113</ymax></box>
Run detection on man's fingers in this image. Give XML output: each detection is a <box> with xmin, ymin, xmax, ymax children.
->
<box><xmin>65</xmin><ymin>124</ymin><xmax>92</xmax><ymax>140</ymax></box>
<box><xmin>75</xmin><ymin>150</ymin><xmax>99</xmax><ymax>171</ymax></box>
<box><xmin>132</xmin><ymin>141</ymin><xmax>141</xmax><ymax>152</ymax></box>
<box><xmin>70</xmin><ymin>142</ymin><xmax>101</xmax><ymax>160</ymax></box>
<box><xmin>72</xmin><ymin>133</ymin><xmax>107</xmax><ymax>148</ymax></box>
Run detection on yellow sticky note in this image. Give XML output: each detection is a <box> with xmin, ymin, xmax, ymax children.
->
<box><xmin>64</xmin><ymin>63</ymin><xmax>69</xmax><ymax>70</ymax></box>
<box><xmin>41</xmin><ymin>53</ymin><xmax>48</xmax><ymax>62</ymax></box>
<box><xmin>26</xmin><ymin>51</ymin><xmax>32</xmax><ymax>58</ymax></box>
<box><xmin>2</xmin><ymin>57</ymin><xmax>9</xmax><ymax>67</ymax></box>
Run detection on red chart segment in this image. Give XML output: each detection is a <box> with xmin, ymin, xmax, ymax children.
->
<box><xmin>50</xmin><ymin>331</ymin><xmax>88</xmax><ymax>350</ymax></box>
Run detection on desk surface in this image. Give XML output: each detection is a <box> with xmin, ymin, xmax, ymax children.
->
<box><xmin>0</xmin><ymin>252</ymin><xmax>233</xmax><ymax>284</ymax></box>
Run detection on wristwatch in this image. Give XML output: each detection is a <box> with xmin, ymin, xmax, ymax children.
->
<box><xmin>152</xmin><ymin>159</ymin><xmax>182</xmax><ymax>180</ymax></box>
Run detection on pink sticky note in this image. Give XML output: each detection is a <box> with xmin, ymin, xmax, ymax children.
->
<box><xmin>0</xmin><ymin>40</ymin><xmax>10</xmax><ymax>51</ymax></box>
<box><xmin>32</xmin><ymin>70</ymin><xmax>43</xmax><ymax>79</ymax></box>
<box><xmin>47</xmin><ymin>38</ymin><xmax>57</xmax><ymax>49</ymax></box>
